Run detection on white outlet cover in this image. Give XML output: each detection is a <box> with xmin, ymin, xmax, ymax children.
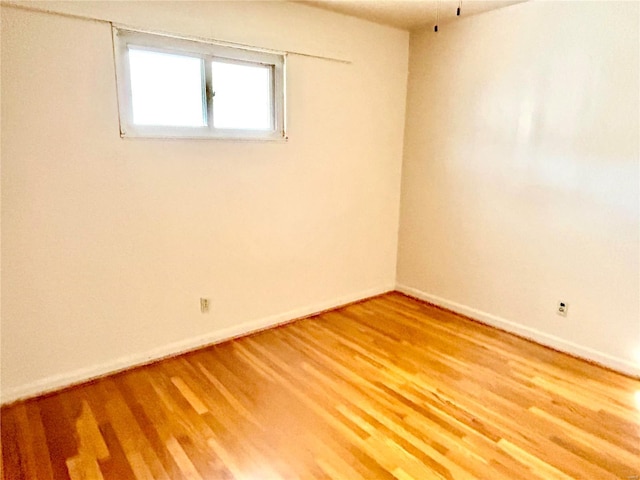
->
<box><xmin>200</xmin><ymin>298</ymin><xmax>209</xmax><ymax>313</ymax></box>
<box><xmin>556</xmin><ymin>301</ymin><xmax>568</xmax><ymax>316</ymax></box>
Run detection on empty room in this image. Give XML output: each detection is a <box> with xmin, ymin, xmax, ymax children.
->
<box><xmin>1</xmin><ymin>0</ymin><xmax>638</xmax><ymax>478</ymax></box>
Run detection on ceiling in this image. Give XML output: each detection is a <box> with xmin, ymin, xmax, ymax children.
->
<box><xmin>298</xmin><ymin>0</ymin><xmax>526</xmax><ymax>31</ymax></box>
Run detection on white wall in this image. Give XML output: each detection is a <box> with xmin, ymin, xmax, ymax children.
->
<box><xmin>0</xmin><ymin>1</ymin><xmax>409</xmax><ymax>402</ymax></box>
<box><xmin>397</xmin><ymin>1</ymin><xmax>639</xmax><ymax>375</ymax></box>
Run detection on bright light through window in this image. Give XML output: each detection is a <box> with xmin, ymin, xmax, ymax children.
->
<box><xmin>114</xmin><ymin>28</ymin><xmax>285</xmax><ymax>139</ymax></box>
<box><xmin>212</xmin><ymin>61</ymin><xmax>272</xmax><ymax>130</ymax></box>
<box><xmin>128</xmin><ymin>48</ymin><xmax>205</xmax><ymax>127</ymax></box>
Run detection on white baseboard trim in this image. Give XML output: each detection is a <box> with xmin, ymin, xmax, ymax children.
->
<box><xmin>1</xmin><ymin>285</ymin><xmax>394</xmax><ymax>405</ymax></box>
<box><xmin>396</xmin><ymin>284</ymin><xmax>640</xmax><ymax>378</ymax></box>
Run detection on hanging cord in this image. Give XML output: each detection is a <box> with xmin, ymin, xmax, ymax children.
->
<box><xmin>434</xmin><ymin>1</ymin><xmax>439</xmax><ymax>32</ymax></box>
<box><xmin>457</xmin><ymin>0</ymin><xmax>461</xmax><ymax>16</ymax></box>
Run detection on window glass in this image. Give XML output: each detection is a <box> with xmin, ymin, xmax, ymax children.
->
<box><xmin>128</xmin><ymin>48</ymin><xmax>205</xmax><ymax>127</ymax></box>
<box><xmin>212</xmin><ymin>61</ymin><xmax>272</xmax><ymax>130</ymax></box>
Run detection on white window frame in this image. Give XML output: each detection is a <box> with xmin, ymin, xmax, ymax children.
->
<box><xmin>112</xmin><ymin>28</ymin><xmax>286</xmax><ymax>140</ymax></box>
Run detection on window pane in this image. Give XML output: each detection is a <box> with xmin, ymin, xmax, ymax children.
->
<box><xmin>212</xmin><ymin>61</ymin><xmax>272</xmax><ymax>130</ymax></box>
<box><xmin>128</xmin><ymin>48</ymin><xmax>205</xmax><ymax>127</ymax></box>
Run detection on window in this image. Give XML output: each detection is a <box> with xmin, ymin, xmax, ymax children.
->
<box><xmin>113</xmin><ymin>28</ymin><xmax>286</xmax><ymax>140</ymax></box>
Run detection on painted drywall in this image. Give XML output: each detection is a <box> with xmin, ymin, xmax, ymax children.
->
<box><xmin>397</xmin><ymin>1</ymin><xmax>640</xmax><ymax>375</ymax></box>
<box><xmin>0</xmin><ymin>2</ymin><xmax>409</xmax><ymax>402</ymax></box>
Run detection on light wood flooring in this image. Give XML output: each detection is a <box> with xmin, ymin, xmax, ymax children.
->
<box><xmin>1</xmin><ymin>292</ymin><xmax>639</xmax><ymax>479</ymax></box>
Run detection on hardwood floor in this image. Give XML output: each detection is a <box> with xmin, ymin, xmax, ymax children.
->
<box><xmin>2</xmin><ymin>292</ymin><xmax>639</xmax><ymax>479</ymax></box>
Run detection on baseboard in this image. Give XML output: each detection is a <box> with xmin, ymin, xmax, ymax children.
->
<box><xmin>1</xmin><ymin>285</ymin><xmax>394</xmax><ymax>405</ymax></box>
<box><xmin>396</xmin><ymin>284</ymin><xmax>640</xmax><ymax>378</ymax></box>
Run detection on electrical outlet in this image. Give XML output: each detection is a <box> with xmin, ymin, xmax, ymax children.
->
<box><xmin>557</xmin><ymin>301</ymin><xmax>568</xmax><ymax>317</ymax></box>
<box><xmin>200</xmin><ymin>298</ymin><xmax>209</xmax><ymax>313</ymax></box>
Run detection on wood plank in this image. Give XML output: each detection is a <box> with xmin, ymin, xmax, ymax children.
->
<box><xmin>2</xmin><ymin>292</ymin><xmax>639</xmax><ymax>479</ymax></box>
